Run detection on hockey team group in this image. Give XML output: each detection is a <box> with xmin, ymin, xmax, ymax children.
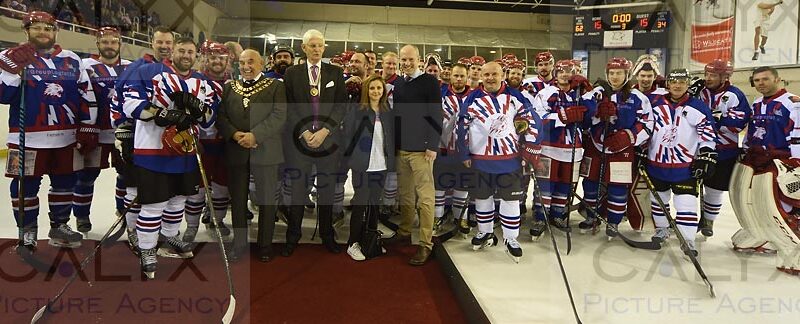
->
<box><xmin>2</xmin><ymin>10</ymin><xmax>800</xmax><ymax>286</ymax></box>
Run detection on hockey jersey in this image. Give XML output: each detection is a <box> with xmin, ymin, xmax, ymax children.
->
<box><xmin>198</xmin><ymin>71</ymin><xmax>227</xmax><ymax>154</ymax></box>
<box><xmin>521</xmin><ymin>75</ymin><xmax>555</xmax><ymax>104</ymax></box>
<box><xmin>456</xmin><ymin>84</ymin><xmax>541</xmax><ymax>174</ymax></box>
<box><xmin>122</xmin><ymin>60</ymin><xmax>215</xmax><ymax>173</ymax></box>
<box><xmin>699</xmin><ymin>82</ymin><xmax>751</xmax><ymax>160</ymax></box>
<box><xmin>83</xmin><ymin>55</ymin><xmax>131</xmax><ymax>144</ymax></box>
<box><xmin>439</xmin><ymin>84</ymin><xmax>472</xmax><ymax>162</ymax></box>
<box><xmin>533</xmin><ymin>84</ymin><xmax>597</xmax><ymax>162</ymax></box>
<box><xmin>264</xmin><ymin>70</ymin><xmax>284</xmax><ymax>81</ymax></box>
<box><xmin>646</xmin><ymin>95</ymin><xmax>717</xmax><ymax>182</ymax></box>
<box><xmin>744</xmin><ymin>89</ymin><xmax>800</xmax><ymax>157</ymax></box>
<box><xmin>1</xmin><ymin>45</ymin><xmax>97</xmax><ymax>148</ymax></box>
<box><xmin>111</xmin><ymin>54</ymin><xmax>158</xmax><ymax>128</ymax></box>
<box><xmin>585</xmin><ymin>87</ymin><xmax>654</xmax><ymax>154</ymax></box>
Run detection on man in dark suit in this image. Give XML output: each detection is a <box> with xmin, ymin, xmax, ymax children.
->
<box><xmin>282</xmin><ymin>29</ymin><xmax>347</xmax><ymax>256</ymax></box>
<box><xmin>217</xmin><ymin>49</ymin><xmax>287</xmax><ymax>262</ymax></box>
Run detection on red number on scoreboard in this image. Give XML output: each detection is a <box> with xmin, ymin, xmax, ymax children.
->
<box><xmin>639</xmin><ymin>18</ymin><xmax>649</xmax><ymax>28</ymax></box>
<box><xmin>594</xmin><ymin>21</ymin><xmax>602</xmax><ymax>30</ymax></box>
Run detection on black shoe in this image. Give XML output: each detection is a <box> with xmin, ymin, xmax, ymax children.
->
<box><xmin>323</xmin><ymin>239</ymin><xmax>341</xmax><ymax>254</ymax></box>
<box><xmin>282</xmin><ymin>243</ymin><xmax>296</xmax><ymax>257</ymax></box>
<box><xmin>258</xmin><ymin>247</ymin><xmax>272</xmax><ymax>262</ymax></box>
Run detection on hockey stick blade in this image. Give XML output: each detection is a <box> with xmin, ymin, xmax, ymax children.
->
<box><xmin>16</xmin><ymin>245</ymin><xmax>52</xmax><ymax>273</ymax></box>
<box><xmin>102</xmin><ymin>197</ymin><xmax>139</xmax><ymax>247</ymax></box>
<box><xmin>571</xmin><ymin>191</ymin><xmax>661</xmax><ymax>250</ymax></box>
<box><xmin>222</xmin><ymin>295</ymin><xmax>236</xmax><ymax>324</ymax></box>
<box><xmin>638</xmin><ymin>165</ymin><xmax>715</xmax><ymax>298</ymax></box>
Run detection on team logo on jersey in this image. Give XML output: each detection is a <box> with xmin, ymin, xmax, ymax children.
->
<box><xmin>44</xmin><ymin>83</ymin><xmax>64</xmax><ymax>98</ymax></box>
<box><xmin>661</xmin><ymin>125</ymin><xmax>678</xmax><ymax>148</ymax></box>
<box><xmin>487</xmin><ymin>114</ymin><xmax>512</xmax><ymax>138</ymax></box>
<box><xmin>721</xmin><ymin>95</ymin><xmax>729</xmax><ymax>103</ymax></box>
<box><xmin>753</xmin><ymin>126</ymin><xmax>767</xmax><ymax>140</ymax></box>
<box><xmin>774</xmin><ymin>108</ymin><xmax>783</xmax><ymax>117</ymax></box>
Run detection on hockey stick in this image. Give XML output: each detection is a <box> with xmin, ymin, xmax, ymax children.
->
<box><xmin>570</xmin><ymin>191</ymin><xmax>661</xmax><ymax>250</ymax></box>
<box><xmin>594</xmin><ymin>80</ymin><xmax>613</xmax><ymax>232</ymax></box>
<box><xmin>531</xmin><ymin>175</ymin><xmax>583</xmax><ymax>324</ymax></box>
<box><xmin>637</xmin><ymin>165</ymin><xmax>716</xmax><ymax>298</ymax></box>
<box><xmin>190</xmin><ymin>127</ymin><xmax>236</xmax><ymax>323</ymax></box>
<box><xmin>103</xmin><ymin>194</ymin><xmax>140</xmax><ymax>247</ymax></box>
<box><xmin>30</xmin><ymin>196</ymin><xmax>138</xmax><ymax>323</ymax></box>
<box><xmin>14</xmin><ymin>67</ymin><xmax>50</xmax><ymax>273</ymax></box>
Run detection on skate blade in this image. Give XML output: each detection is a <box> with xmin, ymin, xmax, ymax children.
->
<box><xmin>531</xmin><ymin>235</ymin><xmax>542</xmax><ymax>242</ymax></box>
<box><xmin>505</xmin><ymin>250</ymin><xmax>521</xmax><ymax>263</ymax></box>
<box><xmin>157</xmin><ymin>247</ymin><xmax>194</xmax><ymax>259</ymax></box>
<box><xmin>142</xmin><ymin>271</ymin><xmax>155</xmax><ymax>280</ymax></box>
<box><xmin>578</xmin><ymin>228</ymin><xmax>593</xmax><ymax>235</ymax></box>
<box><xmin>48</xmin><ymin>239</ymin><xmax>81</xmax><ymax>248</ymax></box>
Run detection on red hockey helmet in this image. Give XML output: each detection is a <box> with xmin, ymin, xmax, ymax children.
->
<box><xmin>554</xmin><ymin>59</ymin><xmax>575</xmax><ymax>77</ymax></box>
<box><xmin>704</xmin><ymin>59</ymin><xmax>733</xmax><ymax>77</ymax></box>
<box><xmin>470</xmin><ymin>55</ymin><xmax>486</xmax><ymax>66</ymax></box>
<box><xmin>23</xmin><ymin>11</ymin><xmax>56</xmax><ymax>29</ymax></box>
<box><xmin>331</xmin><ymin>54</ymin><xmax>344</xmax><ymax>66</ymax></box>
<box><xmin>534</xmin><ymin>51</ymin><xmax>554</xmax><ymax>65</ymax></box>
<box><xmin>506</xmin><ymin>60</ymin><xmax>526</xmax><ymax>71</ymax></box>
<box><xmin>502</xmin><ymin>53</ymin><xmax>518</xmax><ymax>63</ymax></box>
<box><xmin>205</xmin><ymin>42</ymin><xmax>229</xmax><ymax>56</ymax></box>
<box><xmin>606</xmin><ymin>57</ymin><xmax>632</xmax><ymax>72</ymax></box>
<box><xmin>457</xmin><ymin>57</ymin><xmax>471</xmax><ymax>66</ymax></box>
<box><xmin>96</xmin><ymin>26</ymin><xmax>120</xmax><ymax>39</ymax></box>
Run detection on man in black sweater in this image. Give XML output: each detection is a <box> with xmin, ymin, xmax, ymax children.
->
<box><xmin>389</xmin><ymin>45</ymin><xmax>443</xmax><ymax>265</ymax></box>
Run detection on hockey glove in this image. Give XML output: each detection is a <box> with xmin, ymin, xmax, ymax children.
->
<box><xmin>691</xmin><ymin>147</ymin><xmax>718</xmax><ymax>179</ymax></box>
<box><xmin>76</xmin><ymin>124</ymin><xmax>99</xmax><ymax>155</ymax></box>
<box><xmin>568</xmin><ymin>75</ymin><xmax>591</xmax><ymax>94</ymax></box>
<box><xmin>605</xmin><ymin>130</ymin><xmax>634</xmax><ymax>153</ymax></box>
<box><xmin>169</xmin><ymin>91</ymin><xmax>207</xmax><ymax>122</ymax></box>
<box><xmin>114</xmin><ymin>122</ymin><xmax>134</xmax><ymax>163</ymax></box>
<box><xmin>558</xmin><ymin>105</ymin><xmax>587</xmax><ymax>125</ymax></box>
<box><xmin>744</xmin><ymin>146</ymin><xmax>791</xmax><ymax>170</ymax></box>
<box><xmin>154</xmin><ymin>107</ymin><xmax>192</xmax><ymax>131</ymax></box>
<box><xmin>0</xmin><ymin>43</ymin><xmax>36</xmax><ymax>74</ymax></box>
<box><xmin>520</xmin><ymin>142</ymin><xmax>541</xmax><ymax>167</ymax></box>
<box><xmin>596</xmin><ymin>100</ymin><xmax>617</xmax><ymax>121</ymax></box>
<box><xmin>688</xmin><ymin>77</ymin><xmax>705</xmax><ymax>97</ymax></box>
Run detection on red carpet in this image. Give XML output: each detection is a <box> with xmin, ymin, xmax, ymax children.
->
<box><xmin>0</xmin><ymin>239</ymin><xmax>466</xmax><ymax>323</ymax></box>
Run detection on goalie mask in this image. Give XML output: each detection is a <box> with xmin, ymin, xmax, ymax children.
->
<box><xmin>632</xmin><ymin>54</ymin><xmax>661</xmax><ymax>77</ymax></box>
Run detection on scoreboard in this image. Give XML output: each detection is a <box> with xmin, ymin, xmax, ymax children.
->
<box><xmin>573</xmin><ymin>10</ymin><xmax>670</xmax><ymax>49</ymax></box>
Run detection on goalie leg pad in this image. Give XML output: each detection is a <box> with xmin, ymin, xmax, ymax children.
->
<box><xmin>752</xmin><ymin>161</ymin><xmax>800</xmax><ymax>274</ymax></box>
<box><xmin>729</xmin><ymin>162</ymin><xmax>770</xmax><ymax>249</ymax></box>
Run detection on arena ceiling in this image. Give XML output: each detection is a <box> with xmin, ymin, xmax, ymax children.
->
<box><xmin>257</xmin><ymin>0</ymin><xmax>584</xmax><ymax>15</ymax></box>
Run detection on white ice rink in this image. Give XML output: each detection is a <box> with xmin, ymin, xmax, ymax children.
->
<box><xmin>0</xmin><ymin>158</ymin><xmax>797</xmax><ymax>324</ymax></box>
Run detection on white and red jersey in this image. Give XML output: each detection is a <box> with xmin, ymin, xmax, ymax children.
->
<box><xmin>646</xmin><ymin>95</ymin><xmax>717</xmax><ymax>182</ymax></box>
<box><xmin>439</xmin><ymin>84</ymin><xmax>472</xmax><ymax>159</ymax></box>
<box><xmin>745</xmin><ymin>89</ymin><xmax>800</xmax><ymax>157</ymax></box>
<box><xmin>521</xmin><ymin>75</ymin><xmax>555</xmax><ymax>103</ymax></box>
<box><xmin>585</xmin><ymin>87</ymin><xmax>654</xmax><ymax>154</ymax></box>
<box><xmin>83</xmin><ymin>55</ymin><xmax>131</xmax><ymax>144</ymax></box>
<box><xmin>699</xmin><ymin>82</ymin><xmax>751</xmax><ymax>160</ymax></box>
<box><xmin>122</xmin><ymin>61</ymin><xmax>215</xmax><ymax>173</ymax></box>
<box><xmin>456</xmin><ymin>84</ymin><xmax>541</xmax><ymax>174</ymax></box>
<box><xmin>1</xmin><ymin>45</ymin><xmax>97</xmax><ymax>148</ymax></box>
<box><xmin>198</xmin><ymin>71</ymin><xmax>227</xmax><ymax>141</ymax></box>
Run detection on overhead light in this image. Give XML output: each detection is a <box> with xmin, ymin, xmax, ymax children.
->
<box><xmin>325</xmin><ymin>44</ymin><xmax>329</xmax><ymax>46</ymax></box>
<box><xmin>378</xmin><ymin>46</ymin><xmax>384</xmax><ymax>49</ymax></box>
<box><xmin>354</xmin><ymin>45</ymin><xmax>359</xmax><ymax>48</ymax></box>
<box><xmin>489</xmin><ymin>50</ymin><xmax>496</xmax><ymax>54</ymax></box>
<box><xmin>434</xmin><ymin>48</ymin><xmax>442</xmax><ymax>52</ymax></box>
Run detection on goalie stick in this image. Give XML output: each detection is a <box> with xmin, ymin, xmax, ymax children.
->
<box><xmin>570</xmin><ymin>191</ymin><xmax>661</xmax><ymax>250</ymax></box>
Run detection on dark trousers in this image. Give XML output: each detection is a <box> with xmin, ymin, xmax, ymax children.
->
<box><xmin>347</xmin><ymin>171</ymin><xmax>386</xmax><ymax>245</ymax></box>
<box><xmin>285</xmin><ymin>151</ymin><xmax>343</xmax><ymax>244</ymax></box>
<box><xmin>228</xmin><ymin>162</ymin><xmax>279</xmax><ymax>253</ymax></box>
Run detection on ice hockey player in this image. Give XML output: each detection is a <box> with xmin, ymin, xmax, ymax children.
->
<box><xmin>521</xmin><ymin>51</ymin><xmax>556</xmax><ymax>98</ymax></box>
<box><xmin>2</xmin><ymin>11</ymin><xmax>97</xmax><ymax>251</ymax></box>
<box><xmin>73</xmin><ymin>27</ymin><xmax>131</xmax><ymax>234</ymax></box>
<box><xmin>697</xmin><ymin>59</ymin><xmax>751</xmax><ymax>239</ymax></box>
<box><xmin>645</xmin><ymin>68</ymin><xmax>717</xmax><ymax>257</ymax></box>
<box><xmin>529</xmin><ymin>60</ymin><xmax>595</xmax><ymax>241</ymax></box>
<box><xmin>433</xmin><ymin>62</ymin><xmax>473</xmax><ymax>236</ymax></box>
<box><xmin>467</xmin><ymin>55</ymin><xmax>485</xmax><ymax>89</ymax></box>
<box><xmin>578</xmin><ymin>57</ymin><xmax>653</xmax><ymax>240</ymax></box>
<box><xmin>631</xmin><ymin>54</ymin><xmax>666</xmax><ymax>97</ymax></box>
<box><xmin>121</xmin><ymin>37</ymin><xmax>214</xmax><ymax>279</ymax></box>
<box><xmin>183</xmin><ymin>41</ymin><xmax>232</xmax><ymax>243</ymax></box>
<box><xmin>456</xmin><ymin>62</ymin><xmax>541</xmax><ymax>262</ymax></box>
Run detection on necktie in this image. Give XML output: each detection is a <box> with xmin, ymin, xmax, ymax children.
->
<box><xmin>405</xmin><ymin>75</ymin><xmax>411</xmax><ymax>83</ymax></box>
<box><xmin>311</xmin><ymin>65</ymin><xmax>320</xmax><ymax>130</ymax></box>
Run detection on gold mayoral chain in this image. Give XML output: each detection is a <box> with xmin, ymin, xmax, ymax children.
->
<box><xmin>232</xmin><ymin>77</ymin><xmax>274</xmax><ymax>109</ymax></box>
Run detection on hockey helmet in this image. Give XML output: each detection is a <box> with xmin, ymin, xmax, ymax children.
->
<box><xmin>23</xmin><ymin>11</ymin><xmax>56</xmax><ymax>29</ymax></box>
<box><xmin>704</xmin><ymin>59</ymin><xmax>733</xmax><ymax>77</ymax></box>
<box><xmin>553</xmin><ymin>59</ymin><xmax>575</xmax><ymax>77</ymax></box>
<box><xmin>632</xmin><ymin>54</ymin><xmax>661</xmax><ymax>77</ymax></box>
<box><xmin>667</xmin><ymin>68</ymin><xmax>690</xmax><ymax>82</ymax></box>
<box><xmin>534</xmin><ymin>51</ymin><xmax>554</xmax><ymax>65</ymax></box>
<box><xmin>470</xmin><ymin>55</ymin><xmax>486</xmax><ymax>66</ymax></box>
<box><xmin>96</xmin><ymin>26</ymin><xmax>120</xmax><ymax>39</ymax></box>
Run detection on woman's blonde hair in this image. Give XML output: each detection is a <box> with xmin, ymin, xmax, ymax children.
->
<box><xmin>359</xmin><ymin>75</ymin><xmax>389</xmax><ymax>112</ymax></box>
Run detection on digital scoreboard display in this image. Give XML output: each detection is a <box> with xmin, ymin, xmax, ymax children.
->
<box><xmin>573</xmin><ymin>10</ymin><xmax>670</xmax><ymax>49</ymax></box>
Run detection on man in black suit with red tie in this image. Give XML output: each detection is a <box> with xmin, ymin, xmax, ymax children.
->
<box><xmin>282</xmin><ymin>29</ymin><xmax>347</xmax><ymax>256</ymax></box>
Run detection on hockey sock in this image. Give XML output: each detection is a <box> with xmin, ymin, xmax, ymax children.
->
<box><xmin>702</xmin><ymin>186</ymin><xmax>723</xmax><ymax>221</ymax></box>
<box><xmin>115</xmin><ymin>174</ymin><xmax>127</xmax><ymax>214</ymax></box>
<box><xmin>124</xmin><ymin>187</ymin><xmax>140</xmax><ymax>230</ymax></box>
<box><xmin>211</xmin><ymin>181</ymin><xmax>230</xmax><ymax>221</ymax></box>
<box><xmin>606</xmin><ymin>184</ymin><xmax>628</xmax><ymax>225</ymax></box>
<box><xmin>499</xmin><ymin>199</ymin><xmax>521</xmax><ymax>240</ymax></box>
<box><xmin>72</xmin><ymin>168</ymin><xmax>101</xmax><ymax>219</ymax></box>
<box><xmin>551</xmin><ymin>183</ymin><xmax>568</xmax><ymax>220</ymax></box>
<box><xmin>382</xmin><ymin>171</ymin><xmax>398</xmax><ymax>207</ymax></box>
<box><xmin>48</xmin><ymin>174</ymin><xmax>77</xmax><ymax>225</ymax></box>
<box><xmin>185</xmin><ymin>190</ymin><xmax>204</xmax><ymax>229</ymax></box>
<box><xmin>435</xmin><ymin>190</ymin><xmax>446</xmax><ymax>219</ymax></box>
<box><xmin>161</xmin><ymin>195</ymin><xmax>187</xmax><ymax>238</ymax></box>
<box><xmin>533</xmin><ymin>178</ymin><xmax>553</xmax><ymax>222</ymax></box>
<box><xmin>674</xmin><ymin>193</ymin><xmax>699</xmax><ymax>242</ymax></box>
<box><xmin>650</xmin><ymin>190</ymin><xmax>671</xmax><ymax>228</ymax></box>
<box><xmin>10</xmin><ymin>176</ymin><xmax>42</xmax><ymax>228</ymax></box>
<box><xmin>582</xmin><ymin>179</ymin><xmax>599</xmax><ymax>214</ymax></box>
<box><xmin>452</xmin><ymin>190</ymin><xmax>468</xmax><ymax>219</ymax></box>
<box><xmin>475</xmin><ymin>197</ymin><xmax>495</xmax><ymax>234</ymax></box>
<box><xmin>138</xmin><ymin>201</ymin><xmax>167</xmax><ymax>250</ymax></box>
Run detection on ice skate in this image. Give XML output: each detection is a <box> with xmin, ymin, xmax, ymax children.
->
<box><xmin>183</xmin><ymin>225</ymin><xmax>199</xmax><ymax>243</ymax></box>
<box><xmin>606</xmin><ymin>223</ymin><xmax>619</xmax><ymax>241</ymax></box>
<box><xmin>699</xmin><ymin>218</ymin><xmax>714</xmax><ymax>238</ymax></box>
<box><xmin>529</xmin><ymin>220</ymin><xmax>546</xmax><ymax>241</ymax></box>
<box><xmin>140</xmin><ymin>247</ymin><xmax>157</xmax><ymax>280</ymax></box>
<box><xmin>127</xmin><ymin>228</ymin><xmax>140</xmax><ymax>257</ymax></box>
<box><xmin>683</xmin><ymin>239</ymin><xmax>699</xmax><ymax>259</ymax></box>
<box><xmin>76</xmin><ymin>218</ymin><xmax>92</xmax><ymax>234</ymax></box>
<box><xmin>17</xmin><ymin>226</ymin><xmax>38</xmax><ymax>255</ymax></box>
<box><xmin>432</xmin><ymin>216</ymin><xmax>448</xmax><ymax>236</ymax></box>
<box><xmin>471</xmin><ymin>232</ymin><xmax>497</xmax><ymax>251</ymax></box>
<box><xmin>157</xmin><ymin>233</ymin><xmax>195</xmax><ymax>259</ymax></box>
<box><xmin>458</xmin><ymin>218</ymin><xmax>471</xmax><ymax>238</ymax></box>
<box><xmin>48</xmin><ymin>223</ymin><xmax>82</xmax><ymax>248</ymax></box>
<box><xmin>504</xmin><ymin>238</ymin><xmax>523</xmax><ymax>263</ymax></box>
<box><xmin>651</xmin><ymin>227</ymin><xmax>670</xmax><ymax>243</ymax></box>
<box><xmin>578</xmin><ymin>216</ymin><xmax>600</xmax><ymax>234</ymax></box>
<box><xmin>550</xmin><ymin>217</ymin><xmax>570</xmax><ymax>234</ymax></box>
